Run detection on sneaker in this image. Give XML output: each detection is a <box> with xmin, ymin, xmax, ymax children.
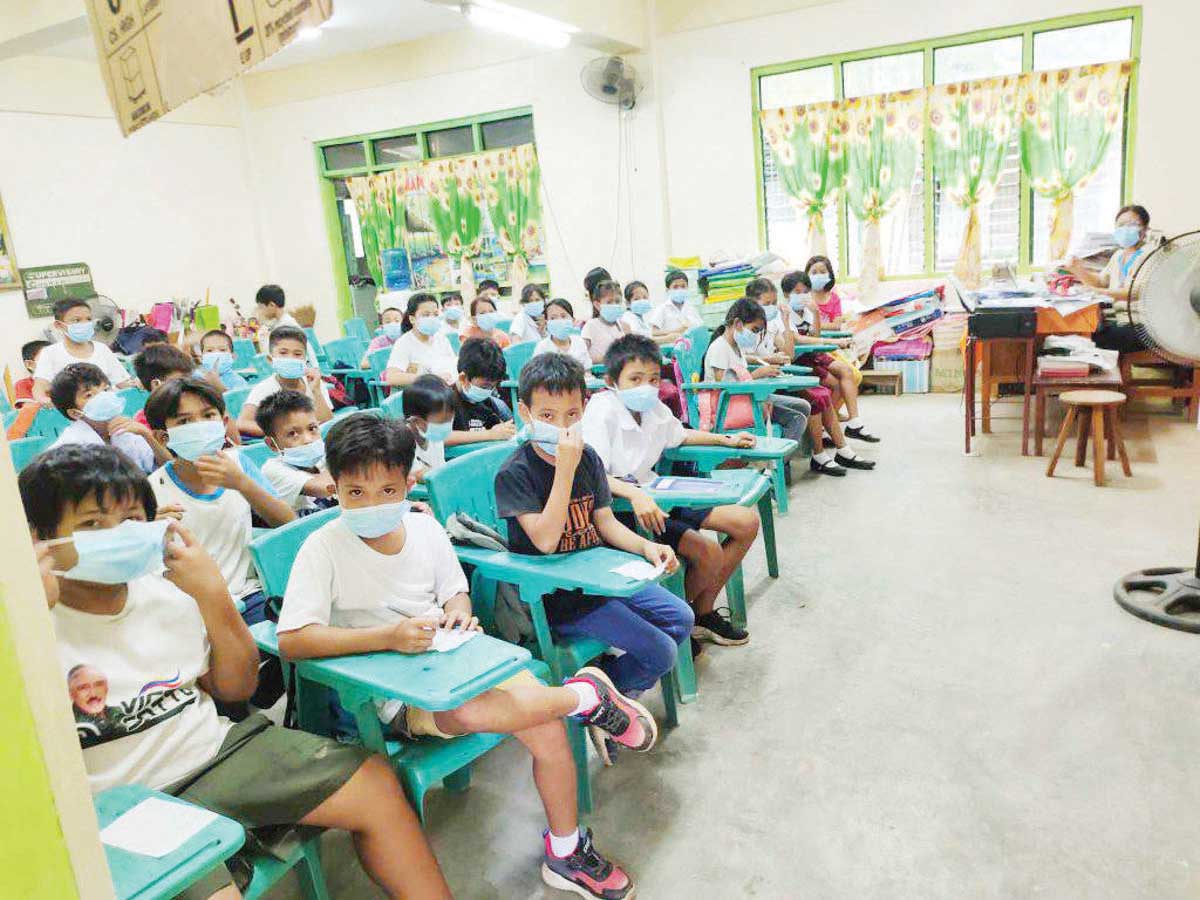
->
<box><xmin>845</xmin><ymin>425</ymin><xmax>881</xmax><ymax>443</ymax></box>
<box><xmin>542</xmin><ymin>828</ymin><xmax>635</xmax><ymax>899</ymax></box>
<box><xmin>692</xmin><ymin>608</ymin><xmax>750</xmax><ymax>646</ymax></box>
<box><xmin>587</xmin><ymin>727</ymin><xmax>619</xmax><ymax>767</ymax></box>
<box><xmin>835</xmin><ymin>452</ymin><xmax>876</xmax><ymax>470</ymax></box>
<box><xmin>566</xmin><ymin>667</ymin><xmax>657</xmax><ymax>754</ymax></box>
<box><xmin>810</xmin><ymin>457</ymin><xmax>846</xmax><ymax>477</ymax></box>
<box><xmin>690</xmin><ymin>636</ymin><xmax>704</xmax><ymax>658</ymax></box>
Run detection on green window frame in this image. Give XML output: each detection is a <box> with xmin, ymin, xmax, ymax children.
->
<box><xmin>750</xmin><ymin>7</ymin><xmax>1143</xmax><ymax>282</ymax></box>
<box><xmin>315</xmin><ymin>107</ymin><xmax>535</xmax><ymax>321</ymax></box>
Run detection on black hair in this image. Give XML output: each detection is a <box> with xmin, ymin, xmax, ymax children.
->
<box><xmin>254</xmin><ymin>389</ymin><xmax>314</xmax><ymax>438</ymax></box>
<box><xmin>623</xmin><ymin>281</ymin><xmax>648</xmax><ymax>303</ymax></box>
<box><xmin>804</xmin><ymin>255</ymin><xmax>836</xmax><ymax>290</ymax></box>
<box><xmin>380</xmin><ymin>306</ymin><xmax>405</xmax><ymax>319</ymax></box>
<box><xmin>780</xmin><ymin>270</ymin><xmax>812</xmax><ymax>296</ymax></box>
<box><xmin>520</xmin><ymin>283</ymin><xmax>546</xmax><ymax>305</ymax></box>
<box><xmin>1117</xmin><ymin>204</ymin><xmax>1150</xmax><ymax>228</ymax></box>
<box><xmin>477</xmin><ymin>279</ymin><xmax>500</xmax><ymax>294</ymax></box>
<box><xmin>518</xmin><ymin>351</ymin><xmax>587</xmax><ymax>406</ymax></box>
<box><xmin>546</xmin><ymin>298</ymin><xmax>575</xmax><ymax>319</ymax></box>
<box><xmin>256</xmin><ymin>284</ymin><xmax>286</xmax><ymax>308</ymax></box>
<box><xmin>403</xmin><ymin>292</ymin><xmax>439</xmax><ymax>334</ymax></box>
<box><xmin>745</xmin><ymin>277</ymin><xmax>778</xmax><ymax>301</ymax></box>
<box><xmin>325</xmin><ymin>413</ymin><xmax>415</xmax><ymax>481</ymax></box>
<box><xmin>50</xmin><ymin>363</ymin><xmax>109</xmax><ymax>416</ymax></box>
<box><xmin>589</xmin><ymin>280</ymin><xmax>620</xmax><ymax>305</ymax></box>
<box><xmin>712</xmin><ymin>298</ymin><xmax>766</xmax><ymax>341</ymax></box>
<box><xmin>457</xmin><ymin>337</ymin><xmax>506</xmax><ymax>382</ymax></box>
<box><xmin>441</xmin><ymin>291</ymin><xmax>464</xmax><ymax>306</ymax></box>
<box><xmin>134</xmin><ymin>343</ymin><xmax>195</xmax><ymax>391</ymax></box>
<box><xmin>267</xmin><ymin>324</ymin><xmax>307</xmax><ymax>352</ymax></box>
<box><xmin>470</xmin><ymin>296</ymin><xmax>497</xmax><ymax>317</ymax></box>
<box><xmin>22</xmin><ymin>339</ymin><xmax>50</xmax><ymax>363</ymax></box>
<box><xmin>402</xmin><ymin>374</ymin><xmax>455</xmax><ymax>421</ymax></box>
<box><xmin>584</xmin><ymin>267</ymin><xmax>612</xmax><ymax>297</ymax></box>
<box><xmin>200</xmin><ymin>329</ymin><xmax>234</xmax><ymax>352</ymax></box>
<box><xmin>141</xmin><ymin>329</ymin><xmax>169</xmax><ymax>345</ymax></box>
<box><xmin>52</xmin><ymin>297</ymin><xmax>91</xmax><ymax>321</ymax></box>
<box><xmin>144</xmin><ymin>376</ymin><xmax>225</xmax><ymax>431</ymax></box>
<box><xmin>20</xmin><ymin>444</ymin><xmax>158</xmax><ymax>540</ymax></box>
<box><xmin>665</xmin><ymin>269</ymin><xmax>688</xmax><ymax>289</ymax></box>
<box><xmin>605</xmin><ymin>334</ymin><xmax>661</xmax><ymax>382</ymax></box>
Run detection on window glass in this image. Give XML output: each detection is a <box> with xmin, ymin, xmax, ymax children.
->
<box><xmin>332</xmin><ymin>179</ymin><xmax>370</xmax><ymax>280</ymax></box>
<box><xmin>426</xmin><ymin>126</ymin><xmax>475</xmax><ymax>159</ymax></box>
<box><xmin>1033</xmin><ymin>20</ymin><xmax>1133</xmax><ymax>69</ymax></box>
<box><xmin>372</xmin><ymin>135</ymin><xmax>420</xmax><ymax>165</ymax></box>
<box><xmin>934</xmin><ymin>37</ymin><xmax>1022</xmax><ymax>84</ymax></box>
<box><xmin>481</xmin><ymin>115</ymin><xmax>535</xmax><ymax>149</ymax></box>
<box><xmin>322</xmin><ymin>142</ymin><xmax>367</xmax><ymax>171</ymax></box>
<box><xmin>843</xmin><ymin>52</ymin><xmax>923</xmax><ymax>98</ymax></box>
<box><xmin>759</xmin><ymin>66</ymin><xmax>835</xmax><ymax>109</ymax></box>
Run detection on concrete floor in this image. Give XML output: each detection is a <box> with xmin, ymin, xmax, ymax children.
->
<box><xmin>283</xmin><ymin>393</ymin><xmax>1200</xmax><ymax>899</ymax></box>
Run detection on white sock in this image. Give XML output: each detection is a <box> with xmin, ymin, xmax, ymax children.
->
<box><xmin>836</xmin><ymin>446</ymin><xmax>857</xmax><ymax>460</ymax></box>
<box><xmin>847</xmin><ymin>418</ymin><xmax>863</xmax><ymax>429</ymax></box>
<box><xmin>566</xmin><ymin>680</ymin><xmax>600</xmax><ymax>716</ymax></box>
<box><xmin>813</xmin><ymin>450</ymin><xmax>834</xmax><ymax>464</ymax></box>
<box><xmin>548</xmin><ymin>828</ymin><xmax>580</xmax><ymax>857</ymax></box>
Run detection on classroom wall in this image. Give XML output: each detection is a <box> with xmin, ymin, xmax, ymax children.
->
<box><xmin>656</xmin><ymin>0</ymin><xmax>1200</xmax><ymax>265</ymax></box>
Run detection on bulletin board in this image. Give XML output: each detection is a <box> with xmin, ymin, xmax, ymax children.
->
<box><xmin>0</xmin><ymin>193</ymin><xmax>18</xmax><ymax>290</ymax></box>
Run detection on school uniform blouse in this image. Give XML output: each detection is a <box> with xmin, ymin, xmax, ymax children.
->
<box><xmin>508</xmin><ymin>312</ymin><xmax>543</xmax><ymax>344</ymax></box>
<box><xmin>580</xmin><ymin>318</ymin><xmax>626</xmax><ymax>363</ymax></box>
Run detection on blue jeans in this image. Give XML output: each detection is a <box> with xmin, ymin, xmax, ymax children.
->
<box><xmin>554</xmin><ymin>584</ymin><xmax>694</xmax><ymax>694</ymax></box>
<box><xmin>769</xmin><ymin>393</ymin><xmax>810</xmax><ymax>443</ymax></box>
<box><xmin>239</xmin><ymin>590</ymin><xmax>272</xmax><ymax>626</ymax></box>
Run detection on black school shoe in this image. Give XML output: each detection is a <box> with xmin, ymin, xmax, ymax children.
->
<box><xmin>845</xmin><ymin>425</ymin><xmax>881</xmax><ymax>443</ymax></box>
<box><xmin>835</xmin><ymin>452</ymin><xmax>876</xmax><ymax>470</ymax></box>
<box><xmin>693</xmin><ymin>608</ymin><xmax>750</xmax><ymax>646</ymax></box>
<box><xmin>810</xmin><ymin>457</ymin><xmax>847</xmax><ymax>477</ymax></box>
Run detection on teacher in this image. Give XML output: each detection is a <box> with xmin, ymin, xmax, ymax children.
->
<box><xmin>1066</xmin><ymin>204</ymin><xmax>1153</xmax><ymax>352</ymax></box>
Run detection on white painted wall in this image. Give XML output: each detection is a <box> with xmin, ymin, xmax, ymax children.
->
<box><xmin>658</xmin><ymin>0</ymin><xmax>1200</xmax><ymax>266</ymax></box>
<box><xmin>242</xmin><ymin>45</ymin><xmax>668</xmax><ymax>334</ymax></box>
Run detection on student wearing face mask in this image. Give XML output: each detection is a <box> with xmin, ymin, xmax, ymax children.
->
<box><xmin>581</xmin><ymin>280</ymin><xmax>630</xmax><ymax>364</ymax></box>
<box><xmin>32</xmin><ymin>298</ymin><xmax>139</xmax><ymax>406</ymax></box>
<box><xmin>446</xmin><ymin>338</ymin><xmax>517</xmax><ymax>446</ymax></box>
<box><xmin>440</xmin><ymin>291</ymin><xmax>466</xmax><ymax>335</ymax></box>
<box><xmin>1067</xmin><ymin>204</ymin><xmax>1156</xmax><ymax>353</ymax></box>
<box><xmin>534</xmin><ymin>298</ymin><xmax>592</xmax><ymax>369</ymax></box>
<box><xmin>402</xmin><ymin>375</ymin><xmax>457</xmax><ymax>483</ymax></box>
<box><xmin>647</xmin><ymin>270</ymin><xmax>704</xmax><ymax>342</ymax></box>
<box><xmin>510</xmin><ymin>284</ymin><xmax>548</xmax><ymax>345</ymax></box>
<box><xmin>462</xmin><ymin>295</ymin><xmax>512</xmax><ymax>348</ymax></box>
<box><xmin>361</xmin><ymin>303</ymin><xmax>406</xmax><ymax>367</ymax></box>
<box><xmin>383</xmin><ymin>292</ymin><xmax>459</xmax><ymax>388</ymax></box>
<box><xmin>238</xmin><ymin>326</ymin><xmax>333</xmax><ymax>439</ymax></box>
<box><xmin>49</xmin><ymin>363</ymin><xmax>160</xmax><ymax>473</ymax></box>
<box><xmin>255</xmin><ymin>390</ymin><xmax>336</xmax><ymax>514</ymax></box>
<box><xmin>622</xmin><ymin>280</ymin><xmax>685</xmax><ymax>421</ymax></box>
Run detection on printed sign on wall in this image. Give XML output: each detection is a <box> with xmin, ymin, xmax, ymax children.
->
<box><xmin>86</xmin><ymin>0</ymin><xmax>334</xmax><ymax>136</ymax></box>
<box><xmin>20</xmin><ymin>264</ymin><xmax>95</xmax><ymax>319</ymax></box>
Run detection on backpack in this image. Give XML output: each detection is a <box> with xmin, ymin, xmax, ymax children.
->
<box><xmin>445</xmin><ymin>513</ymin><xmax>534</xmax><ymax>644</ymax></box>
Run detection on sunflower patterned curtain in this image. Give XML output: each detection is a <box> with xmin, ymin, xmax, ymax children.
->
<box><xmin>760</xmin><ymin>102</ymin><xmax>846</xmax><ymax>260</ymax></box>
<box><xmin>345</xmin><ymin>171</ymin><xmax>404</xmax><ymax>291</ymax></box>
<box><xmin>929</xmin><ymin>76</ymin><xmax>1019</xmax><ymax>288</ymax></box>
<box><xmin>1017</xmin><ymin>60</ymin><xmax>1133</xmax><ymax>261</ymax></box>
<box><xmin>422</xmin><ymin>157</ymin><xmax>486</xmax><ymax>297</ymax></box>
<box><xmin>840</xmin><ymin>89</ymin><xmax>925</xmax><ymax>299</ymax></box>
<box><xmin>481</xmin><ymin>144</ymin><xmax>542</xmax><ymax>296</ymax></box>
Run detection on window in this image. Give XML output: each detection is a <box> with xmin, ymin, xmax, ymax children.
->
<box><xmin>322</xmin><ymin>142</ymin><xmax>367</xmax><ymax>171</ymax></box>
<box><xmin>426</xmin><ymin>126</ymin><xmax>474</xmax><ymax>159</ymax></box>
<box><xmin>754</xmin><ymin>11</ymin><xmax>1139</xmax><ymax>279</ymax></box>
<box><xmin>372</xmin><ymin>135</ymin><xmax>420</xmax><ymax>164</ymax></box>
<box><xmin>482</xmin><ymin>115</ymin><xmax>535</xmax><ymax>149</ymax></box>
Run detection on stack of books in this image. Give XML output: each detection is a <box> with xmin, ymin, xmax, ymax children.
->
<box><xmin>1037</xmin><ymin>357</ymin><xmax>1091</xmax><ymax>378</ymax></box>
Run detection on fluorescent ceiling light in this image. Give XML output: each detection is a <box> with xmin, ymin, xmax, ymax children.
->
<box><xmin>461</xmin><ymin>1</ymin><xmax>577</xmax><ymax>49</ymax></box>
<box><xmin>297</xmin><ymin>26</ymin><xmax>323</xmax><ymax>41</ymax></box>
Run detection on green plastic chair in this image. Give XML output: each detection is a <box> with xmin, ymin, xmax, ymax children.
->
<box><xmin>239</xmin><ymin>441</ymin><xmax>276</xmax><ymax>470</ymax></box>
<box><xmin>381</xmin><ymin>391</ymin><xmax>405</xmax><ymax>420</ymax></box>
<box><xmin>304</xmin><ymin>328</ymin><xmax>327</xmax><ymax>367</ymax></box>
<box><xmin>501</xmin><ymin>342</ymin><xmax>537</xmax><ymax>425</ymax></box>
<box><xmin>26</xmin><ymin>408</ymin><xmax>73</xmax><ymax>440</ymax></box>
<box><xmin>243</xmin><ymin>829</ymin><xmax>329</xmax><ymax>900</ymax></box>
<box><xmin>223</xmin><ymin>386</ymin><xmax>252</xmax><ymax>421</ymax></box>
<box><xmin>9</xmin><ymin>434</ymin><xmax>52</xmax><ymax>471</ymax></box>
<box><xmin>447</xmin><ymin>332</ymin><xmax>462</xmax><ymax>353</ymax></box>
<box><xmin>118</xmin><ymin>387</ymin><xmax>150</xmax><ymax>416</ymax></box>
<box><xmin>365</xmin><ymin>347</ymin><xmax>393</xmax><ymax>408</ymax></box>
<box><xmin>342</xmin><ymin>317</ymin><xmax>371</xmax><ymax>344</ymax></box>
<box><xmin>2</xmin><ymin>408</ymin><xmax>17</xmax><ymax>431</ymax></box>
<box><xmin>320</xmin><ymin>336</ymin><xmax>366</xmax><ymax>374</ymax></box>
<box><xmin>251</xmin><ymin>354</ymin><xmax>273</xmax><ymax>381</ymax></box>
<box><xmin>232</xmin><ymin>338</ymin><xmax>257</xmax><ymax>369</ymax></box>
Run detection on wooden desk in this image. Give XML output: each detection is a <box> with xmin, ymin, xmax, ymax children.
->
<box><xmin>1033</xmin><ymin>369</ymin><xmax>1123</xmax><ymax>456</ymax></box>
<box><xmin>964</xmin><ymin>335</ymin><xmax>1036</xmax><ymax>456</ymax></box>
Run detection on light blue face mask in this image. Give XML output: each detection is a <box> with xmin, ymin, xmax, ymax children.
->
<box><xmin>763</xmin><ymin>305</ymin><xmax>780</xmax><ymax>322</ymax></box>
<box><xmin>342</xmin><ymin>500</ymin><xmax>411</xmax><ymax>538</ymax></box>
<box><xmin>734</xmin><ymin>328</ymin><xmax>760</xmax><ymax>350</ymax></box>
<box><xmin>281</xmin><ymin>439</ymin><xmax>326</xmax><ymax>469</ymax></box>
<box><xmin>476</xmin><ymin>311</ymin><xmax>500</xmax><ymax>332</ymax></box>
<box><xmin>463</xmin><ymin>382</ymin><xmax>495</xmax><ymax>403</ymax></box>
<box><xmin>599</xmin><ymin>303</ymin><xmax>624</xmax><ymax>323</ymax></box>
<box><xmin>618</xmin><ymin>384</ymin><xmax>659</xmax><ymax>413</ymax></box>
<box><xmin>789</xmin><ymin>294</ymin><xmax>807</xmax><ymax>313</ymax></box>
<box><xmin>809</xmin><ymin>273</ymin><xmax>831</xmax><ymax>292</ymax></box>
<box><xmin>547</xmin><ymin>319</ymin><xmax>577</xmax><ymax>341</ymax></box>
<box><xmin>272</xmin><ymin>356</ymin><xmax>307</xmax><ymax>380</ymax></box>
<box><xmin>667</xmin><ymin>289</ymin><xmax>689</xmax><ymax>306</ymax></box>
<box><xmin>82</xmin><ymin>390</ymin><xmax>125</xmax><ymax>423</ymax></box>
<box><xmin>522</xmin><ymin>301</ymin><xmax>545</xmax><ymax>319</ymax></box>
<box><xmin>382</xmin><ymin>322</ymin><xmax>405</xmax><ymax>340</ymax></box>
<box><xmin>415</xmin><ymin>316</ymin><xmax>443</xmax><ymax>337</ymax></box>
<box><xmin>526</xmin><ymin>419</ymin><xmax>562</xmax><ymax>456</ymax></box>
<box><xmin>167</xmin><ymin>420</ymin><xmax>227</xmax><ymax>461</ymax></box>
<box><xmin>65</xmin><ymin>321</ymin><xmax>96</xmax><ymax>343</ymax></box>
<box><xmin>1113</xmin><ymin>225</ymin><xmax>1142</xmax><ymax>248</ymax></box>
<box><xmin>52</xmin><ymin>519</ymin><xmax>170</xmax><ymax>584</ymax></box>
<box><xmin>424</xmin><ymin>420</ymin><xmax>453</xmax><ymax>444</ymax></box>
<box><xmin>630</xmin><ymin>300</ymin><xmax>653</xmax><ymax>316</ymax></box>
<box><xmin>443</xmin><ymin>306</ymin><xmax>464</xmax><ymax>323</ymax></box>
<box><xmin>201</xmin><ymin>351</ymin><xmax>234</xmax><ymax>374</ymax></box>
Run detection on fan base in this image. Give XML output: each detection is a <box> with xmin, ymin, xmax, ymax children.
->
<box><xmin>1114</xmin><ymin>568</ymin><xmax>1200</xmax><ymax>632</ymax></box>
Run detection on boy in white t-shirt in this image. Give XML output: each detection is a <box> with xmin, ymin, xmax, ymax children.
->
<box><xmin>49</xmin><ymin>362</ymin><xmax>160</xmax><ymax>474</ymax></box>
<box><xmin>277</xmin><ymin>415</ymin><xmax>649</xmax><ymax>900</ymax></box>
<box><xmin>645</xmin><ymin>269</ymin><xmax>703</xmax><ymax>342</ymax></box>
<box><xmin>254</xmin><ymin>283</ymin><xmax>319</xmax><ymax>368</ymax></box>
<box><xmin>32</xmin><ymin>297</ymin><xmax>138</xmax><ymax>405</ymax></box>
<box><xmin>254</xmin><ymin>389</ymin><xmax>337</xmax><ymax>514</ymax></box>
<box><xmin>23</xmin><ymin>442</ymin><xmax>451</xmax><ymax>899</ymax></box>
<box><xmin>145</xmin><ymin>377</ymin><xmax>296</xmax><ymax>627</ymax></box>
<box><xmin>238</xmin><ymin>325</ymin><xmax>333</xmax><ymax>439</ymax></box>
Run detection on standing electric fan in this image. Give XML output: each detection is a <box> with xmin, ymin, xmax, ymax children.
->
<box><xmin>1112</xmin><ymin>231</ymin><xmax>1200</xmax><ymax>630</ymax></box>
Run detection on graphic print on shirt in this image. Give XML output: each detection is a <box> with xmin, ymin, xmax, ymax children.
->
<box><xmin>558</xmin><ymin>494</ymin><xmax>602</xmax><ymax>552</ymax></box>
<box><xmin>67</xmin><ymin>663</ymin><xmax>198</xmax><ymax>749</ymax></box>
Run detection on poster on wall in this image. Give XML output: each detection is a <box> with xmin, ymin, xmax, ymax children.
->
<box><xmin>85</xmin><ymin>0</ymin><xmax>333</xmax><ymax>137</ymax></box>
<box><xmin>20</xmin><ymin>263</ymin><xmax>95</xmax><ymax>319</ymax></box>
<box><xmin>0</xmin><ymin>193</ymin><xmax>18</xmax><ymax>289</ymax></box>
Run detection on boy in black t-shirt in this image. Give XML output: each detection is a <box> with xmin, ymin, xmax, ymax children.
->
<box><xmin>447</xmin><ymin>337</ymin><xmax>517</xmax><ymax>447</ymax></box>
<box><xmin>494</xmin><ymin>354</ymin><xmax>694</xmax><ymax>763</ymax></box>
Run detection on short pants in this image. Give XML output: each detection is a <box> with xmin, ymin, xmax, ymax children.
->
<box><xmin>617</xmin><ymin>506</ymin><xmax>710</xmax><ymax>552</ymax></box>
<box><xmin>401</xmin><ymin>669</ymin><xmax>541</xmax><ymax>739</ymax></box>
<box><xmin>795</xmin><ymin>351</ymin><xmax>834</xmax><ymax>380</ymax></box>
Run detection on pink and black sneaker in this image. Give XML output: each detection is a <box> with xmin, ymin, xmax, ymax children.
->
<box><xmin>565</xmin><ymin>667</ymin><xmax>658</xmax><ymax>762</ymax></box>
<box><xmin>542</xmin><ymin>828</ymin><xmax>635</xmax><ymax>899</ymax></box>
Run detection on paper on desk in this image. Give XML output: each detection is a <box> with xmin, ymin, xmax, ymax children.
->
<box><xmin>431</xmin><ymin>628</ymin><xmax>480</xmax><ymax>653</ymax></box>
<box><xmin>613</xmin><ymin>560</ymin><xmax>667</xmax><ymax>581</ymax></box>
<box><xmin>100</xmin><ymin>797</ymin><xmax>217</xmax><ymax>858</ymax></box>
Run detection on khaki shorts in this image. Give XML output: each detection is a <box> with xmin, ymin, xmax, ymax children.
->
<box><xmin>406</xmin><ymin>669</ymin><xmax>541</xmax><ymax>739</ymax></box>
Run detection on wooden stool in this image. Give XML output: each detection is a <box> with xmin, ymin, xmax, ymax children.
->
<box><xmin>1046</xmin><ymin>390</ymin><xmax>1131</xmax><ymax>486</ymax></box>
<box><xmin>861</xmin><ymin>369</ymin><xmax>903</xmax><ymax>396</ymax></box>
